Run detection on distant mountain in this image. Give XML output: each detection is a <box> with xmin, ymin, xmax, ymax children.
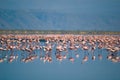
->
<box><xmin>0</xmin><ymin>9</ymin><xmax>120</xmax><ymax>31</ymax></box>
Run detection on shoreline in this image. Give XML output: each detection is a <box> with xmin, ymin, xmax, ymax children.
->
<box><xmin>0</xmin><ymin>30</ymin><xmax>120</xmax><ymax>35</ymax></box>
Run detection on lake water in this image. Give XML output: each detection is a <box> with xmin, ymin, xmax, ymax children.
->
<box><xmin>0</xmin><ymin>40</ymin><xmax>120</xmax><ymax>80</ymax></box>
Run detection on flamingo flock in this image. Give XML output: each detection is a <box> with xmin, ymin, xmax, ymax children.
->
<box><xmin>0</xmin><ymin>34</ymin><xmax>120</xmax><ymax>64</ymax></box>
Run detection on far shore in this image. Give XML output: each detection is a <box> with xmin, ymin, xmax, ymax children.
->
<box><xmin>0</xmin><ymin>30</ymin><xmax>120</xmax><ymax>35</ymax></box>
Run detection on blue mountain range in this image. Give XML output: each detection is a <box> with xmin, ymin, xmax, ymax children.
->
<box><xmin>0</xmin><ymin>9</ymin><xmax>120</xmax><ymax>31</ymax></box>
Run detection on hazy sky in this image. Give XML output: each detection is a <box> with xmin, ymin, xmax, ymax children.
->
<box><xmin>0</xmin><ymin>0</ymin><xmax>120</xmax><ymax>14</ymax></box>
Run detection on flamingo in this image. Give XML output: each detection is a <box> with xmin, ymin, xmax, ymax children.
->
<box><xmin>98</xmin><ymin>54</ymin><xmax>102</xmax><ymax>60</ymax></box>
<box><xmin>75</xmin><ymin>54</ymin><xmax>79</xmax><ymax>58</ymax></box>
<box><xmin>107</xmin><ymin>54</ymin><xmax>113</xmax><ymax>60</ymax></box>
<box><xmin>0</xmin><ymin>58</ymin><xmax>3</xmax><ymax>63</ymax></box>
<box><xmin>82</xmin><ymin>56</ymin><xmax>88</xmax><ymax>64</ymax></box>
<box><xmin>92</xmin><ymin>55</ymin><xmax>96</xmax><ymax>61</ymax></box>
<box><xmin>69</xmin><ymin>57</ymin><xmax>74</xmax><ymax>63</ymax></box>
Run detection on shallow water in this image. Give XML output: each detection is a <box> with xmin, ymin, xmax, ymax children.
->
<box><xmin>0</xmin><ymin>44</ymin><xmax>120</xmax><ymax>80</ymax></box>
